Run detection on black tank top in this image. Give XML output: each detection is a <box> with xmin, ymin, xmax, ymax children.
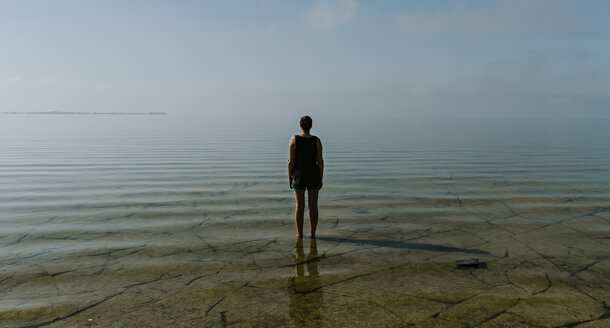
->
<box><xmin>294</xmin><ymin>135</ymin><xmax>321</xmax><ymax>187</ymax></box>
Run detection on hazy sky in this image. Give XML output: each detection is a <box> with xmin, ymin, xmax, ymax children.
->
<box><xmin>1</xmin><ymin>0</ymin><xmax>609</xmax><ymax>118</ymax></box>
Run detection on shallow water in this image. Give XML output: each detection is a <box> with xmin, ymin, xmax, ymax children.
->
<box><xmin>1</xmin><ymin>115</ymin><xmax>609</xmax><ymax>327</ymax></box>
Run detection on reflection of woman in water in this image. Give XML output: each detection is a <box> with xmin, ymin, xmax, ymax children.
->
<box><xmin>287</xmin><ymin>238</ymin><xmax>322</xmax><ymax>325</ymax></box>
<box><xmin>288</xmin><ymin>115</ymin><xmax>324</xmax><ymax>238</ymax></box>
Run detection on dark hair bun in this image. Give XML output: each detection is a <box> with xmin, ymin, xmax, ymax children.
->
<box><xmin>300</xmin><ymin>115</ymin><xmax>312</xmax><ymax>132</ymax></box>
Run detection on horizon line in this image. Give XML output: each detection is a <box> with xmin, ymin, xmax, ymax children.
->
<box><xmin>0</xmin><ymin>111</ymin><xmax>167</xmax><ymax>115</ymax></box>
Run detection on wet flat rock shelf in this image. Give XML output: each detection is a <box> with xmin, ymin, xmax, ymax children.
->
<box><xmin>1</xmin><ymin>201</ymin><xmax>609</xmax><ymax>327</ymax></box>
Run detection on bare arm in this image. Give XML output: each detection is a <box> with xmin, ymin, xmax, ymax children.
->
<box><xmin>288</xmin><ymin>136</ymin><xmax>296</xmax><ymax>188</ymax></box>
<box><xmin>317</xmin><ymin>137</ymin><xmax>324</xmax><ymax>181</ymax></box>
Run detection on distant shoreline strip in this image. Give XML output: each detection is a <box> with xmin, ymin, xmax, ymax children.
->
<box><xmin>0</xmin><ymin>111</ymin><xmax>167</xmax><ymax>115</ymax></box>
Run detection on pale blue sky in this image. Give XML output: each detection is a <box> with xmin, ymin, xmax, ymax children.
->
<box><xmin>1</xmin><ymin>0</ymin><xmax>609</xmax><ymax>118</ymax></box>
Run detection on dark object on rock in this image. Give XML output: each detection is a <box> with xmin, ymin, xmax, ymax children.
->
<box><xmin>456</xmin><ymin>258</ymin><xmax>487</xmax><ymax>269</ymax></box>
<box><xmin>456</xmin><ymin>258</ymin><xmax>479</xmax><ymax>266</ymax></box>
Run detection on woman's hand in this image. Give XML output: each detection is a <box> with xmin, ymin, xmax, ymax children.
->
<box><xmin>289</xmin><ymin>177</ymin><xmax>293</xmax><ymax>189</ymax></box>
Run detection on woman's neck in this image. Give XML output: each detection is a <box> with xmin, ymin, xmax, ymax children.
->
<box><xmin>300</xmin><ymin>131</ymin><xmax>311</xmax><ymax>137</ymax></box>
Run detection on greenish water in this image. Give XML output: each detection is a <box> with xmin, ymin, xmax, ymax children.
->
<box><xmin>1</xmin><ymin>115</ymin><xmax>609</xmax><ymax>327</ymax></box>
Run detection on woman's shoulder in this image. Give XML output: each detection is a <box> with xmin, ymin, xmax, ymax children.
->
<box><xmin>293</xmin><ymin>134</ymin><xmax>320</xmax><ymax>142</ymax></box>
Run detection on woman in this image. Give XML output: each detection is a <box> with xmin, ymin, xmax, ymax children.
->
<box><xmin>288</xmin><ymin>115</ymin><xmax>324</xmax><ymax>238</ymax></box>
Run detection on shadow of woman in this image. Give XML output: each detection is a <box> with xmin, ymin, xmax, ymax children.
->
<box><xmin>287</xmin><ymin>237</ymin><xmax>323</xmax><ymax>326</ymax></box>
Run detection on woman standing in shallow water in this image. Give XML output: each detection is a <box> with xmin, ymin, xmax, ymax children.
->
<box><xmin>288</xmin><ymin>116</ymin><xmax>324</xmax><ymax>238</ymax></box>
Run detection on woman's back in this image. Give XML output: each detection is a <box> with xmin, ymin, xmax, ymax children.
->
<box><xmin>293</xmin><ymin>135</ymin><xmax>321</xmax><ymax>188</ymax></box>
<box><xmin>295</xmin><ymin>135</ymin><xmax>318</xmax><ymax>165</ymax></box>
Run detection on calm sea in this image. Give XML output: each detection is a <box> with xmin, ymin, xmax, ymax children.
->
<box><xmin>1</xmin><ymin>114</ymin><xmax>609</xmax><ymax>317</ymax></box>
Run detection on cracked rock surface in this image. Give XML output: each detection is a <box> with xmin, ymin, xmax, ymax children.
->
<box><xmin>1</xmin><ymin>197</ymin><xmax>608</xmax><ymax>327</ymax></box>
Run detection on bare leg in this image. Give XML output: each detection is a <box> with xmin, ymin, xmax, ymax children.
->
<box><xmin>294</xmin><ymin>190</ymin><xmax>305</xmax><ymax>237</ymax></box>
<box><xmin>308</xmin><ymin>189</ymin><xmax>319</xmax><ymax>238</ymax></box>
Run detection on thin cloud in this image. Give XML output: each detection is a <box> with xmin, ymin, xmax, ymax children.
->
<box><xmin>41</xmin><ymin>78</ymin><xmax>57</xmax><ymax>87</ymax></box>
<box><xmin>2</xmin><ymin>76</ymin><xmax>23</xmax><ymax>87</ymax></box>
<box><xmin>396</xmin><ymin>0</ymin><xmax>586</xmax><ymax>39</ymax></box>
<box><xmin>308</xmin><ymin>0</ymin><xmax>358</xmax><ymax>30</ymax></box>
<box><xmin>98</xmin><ymin>83</ymin><xmax>115</xmax><ymax>92</ymax></box>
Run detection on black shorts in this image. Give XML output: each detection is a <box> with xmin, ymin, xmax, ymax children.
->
<box><xmin>291</xmin><ymin>178</ymin><xmax>321</xmax><ymax>191</ymax></box>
